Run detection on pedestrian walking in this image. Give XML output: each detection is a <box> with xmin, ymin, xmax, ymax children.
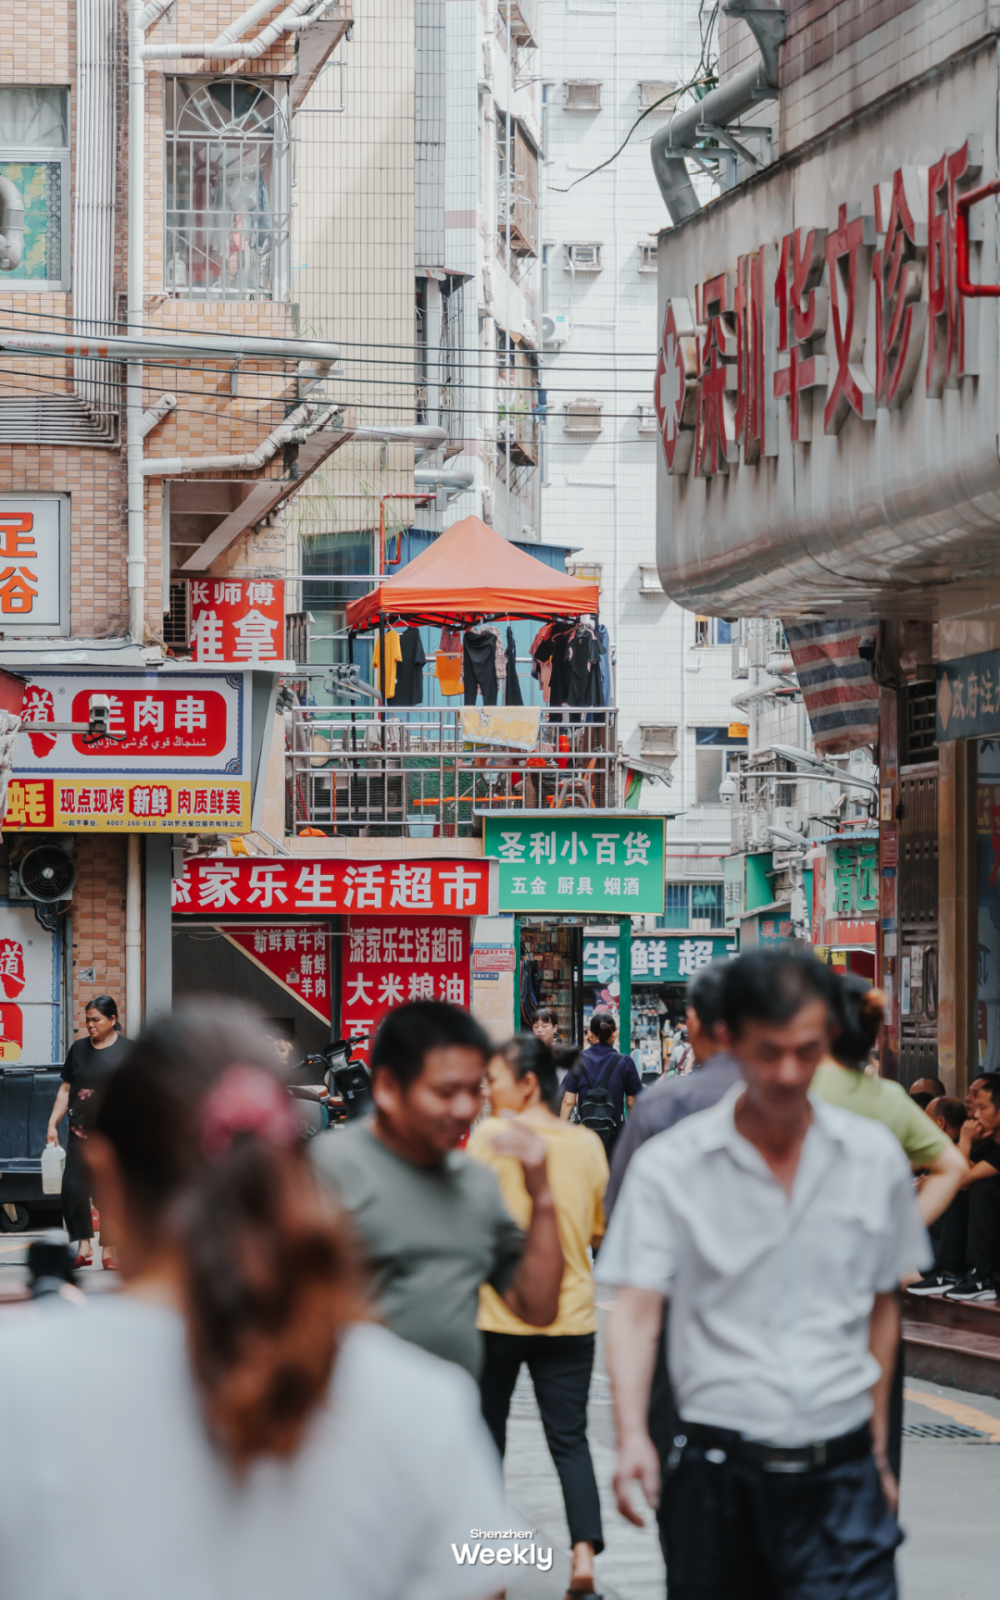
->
<box><xmin>0</xmin><ymin>1002</ymin><xmax>509</xmax><ymax>1600</ymax></box>
<box><xmin>533</xmin><ymin>1007</ymin><xmax>560</xmax><ymax>1048</ymax></box>
<box><xmin>605</xmin><ymin>962</ymin><xmax>741</xmax><ymax>1216</ymax></box>
<box><xmin>312</xmin><ymin>1000</ymin><xmax>564</xmax><ymax>1377</ymax></box>
<box><xmin>559</xmin><ymin>1013</ymin><xmax>641</xmax><ymax>1155</ymax></box>
<box><xmin>46</xmin><ymin>996</ymin><xmax>128</xmax><ymax>1269</ymax></box>
<box><xmin>598</xmin><ymin>947</ymin><xmax>930</xmax><ymax>1600</ymax></box>
<box><xmin>813</xmin><ymin>974</ymin><xmax>965</xmax><ymax>1484</ymax></box>
<box><xmin>469</xmin><ymin>1035</ymin><xmax>608</xmax><ymax>1600</ymax></box>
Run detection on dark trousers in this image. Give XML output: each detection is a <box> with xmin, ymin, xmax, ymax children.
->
<box><xmin>463</xmin><ymin>634</ymin><xmax>498</xmax><ymax>705</ymax></box>
<box><xmin>936</xmin><ymin>1178</ymin><xmax>1000</xmax><ymax>1276</ymax></box>
<box><xmin>61</xmin><ymin>1135</ymin><xmax>94</xmax><ymax>1242</ymax></box>
<box><xmin>661</xmin><ymin>1442</ymin><xmax>900</xmax><ymax>1600</ymax></box>
<box><xmin>480</xmin><ymin>1331</ymin><xmax>604</xmax><ymax>1552</ymax></box>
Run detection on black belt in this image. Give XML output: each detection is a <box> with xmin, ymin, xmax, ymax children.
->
<box><xmin>677</xmin><ymin>1420</ymin><xmax>872</xmax><ymax>1475</ymax></box>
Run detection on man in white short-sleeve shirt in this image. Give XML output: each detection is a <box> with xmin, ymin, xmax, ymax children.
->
<box><xmin>597</xmin><ymin>946</ymin><xmax>930</xmax><ymax>1600</ymax></box>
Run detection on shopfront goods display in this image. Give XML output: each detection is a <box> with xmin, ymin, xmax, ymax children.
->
<box><xmin>582</xmin><ymin>933</ymin><xmax>737</xmax><ymax>1069</ymax></box>
<box><xmin>341</xmin><ymin>916</ymin><xmax>470</xmax><ymax>1064</ymax></box>
<box><xmin>519</xmin><ymin>922</ymin><xmax>582</xmax><ymax>1044</ymax></box>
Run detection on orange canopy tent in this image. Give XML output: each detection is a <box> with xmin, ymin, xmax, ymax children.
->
<box><xmin>345</xmin><ymin>514</ymin><xmax>600</xmax><ymax>631</ymax></box>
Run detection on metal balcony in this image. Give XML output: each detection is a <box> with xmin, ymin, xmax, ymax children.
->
<box><xmin>285</xmin><ymin>705</ymin><xmax>619</xmax><ymax>836</ymax></box>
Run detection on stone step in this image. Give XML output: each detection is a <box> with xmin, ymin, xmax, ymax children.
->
<box><xmin>903</xmin><ymin>1309</ymin><xmax>1000</xmax><ymax>1399</ymax></box>
<box><xmin>903</xmin><ymin>1290</ymin><xmax>1000</xmax><ymax>1337</ymax></box>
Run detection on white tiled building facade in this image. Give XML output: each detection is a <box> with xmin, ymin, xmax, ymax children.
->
<box><xmin>538</xmin><ymin>0</ymin><xmax>743</xmax><ymax>925</ymax></box>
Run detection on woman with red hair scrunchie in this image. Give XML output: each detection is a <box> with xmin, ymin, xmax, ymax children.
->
<box><xmin>0</xmin><ymin>1001</ymin><xmax>508</xmax><ymax>1600</ymax></box>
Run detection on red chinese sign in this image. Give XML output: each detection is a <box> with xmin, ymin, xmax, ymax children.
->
<box><xmin>190</xmin><ymin>578</ymin><xmax>285</xmax><ymax>665</ymax></box>
<box><xmin>657</xmin><ymin>139</ymin><xmax>981</xmax><ymax>471</ymax></box>
<box><xmin>223</xmin><ymin>924</ymin><xmax>331</xmax><ymax>1021</ymax></box>
<box><xmin>0</xmin><ymin>512</ymin><xmax>39</xmax><ymax>614</ymax></box>
<box><xmin>342</xmin><ymin>916</ymin><xmax>471</xmax><ymax>1065</ymax></box>
<box><xmin>69</xmin><ymin>689</ymin><xmax>228</xmax><ymax>758</ymax></box>
<box><xmin>171</xmin><ymin>857</ymin><xmax>493</xmax><ymax>916</ymax></box>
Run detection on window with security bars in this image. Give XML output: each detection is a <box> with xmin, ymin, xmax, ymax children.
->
<box><xmin>656</xmin><ymin>884</ymin><xmax>725</xmax><ymax>931</ymax></box>
<box><xmin>164</xmin><ymin>77</ymin><xmax>290</xmax><ymax>300</ymax></box>
<box><xmin>163</xmin><ymin>582</ymin><xmax>189</xmax><ymax>649</ymax></box>
<box><xmin>901</xmin><ymin>680</ymin><xmax>937</xmax><ymax>764</ymax></box>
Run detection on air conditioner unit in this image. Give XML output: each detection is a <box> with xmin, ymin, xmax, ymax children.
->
<box><xmin>564</xmin><ymin>243</ymin><xmax>602</xmax><ymax>272</ymax></box>
<box><xmin>640</xmin><ymin>723</ymin><xmax>679</xmax><ymax>760</ymax></box>
<box><xmin>564</xmin><ymin>81</ymin><xmax>602</xmax><ymax>111</ymax></box>
<box><xmin>9</xmin><ymin>840</ymin><xmax>76</xmax><ymax>905</ymax></box>
<box><xmin>541</xmin><ymin>312</ymin><xmax>570</xmax><ymax>346</ymax></box>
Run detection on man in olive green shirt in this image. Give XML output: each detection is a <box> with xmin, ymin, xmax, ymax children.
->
<box><xmin>313</xmin><ymin>1002</ymin><xmax>563</xmax><ymax>1377</ymax></box>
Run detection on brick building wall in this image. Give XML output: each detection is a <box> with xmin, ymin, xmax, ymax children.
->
<box><xmin>70</xmin><ymin>835</ymin><xmax>128</xmax><ymax>1040</ymax></box>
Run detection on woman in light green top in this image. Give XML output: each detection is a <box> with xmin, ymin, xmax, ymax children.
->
<box><xmin>812</xmin><ymin>976</ymin><xmax>967</xmax><ymax>1224</ymax></box>
<box><xmin>813</xmin><ymin>972</ymin><xmax>969</xmax><ymax>1485</ymax></box>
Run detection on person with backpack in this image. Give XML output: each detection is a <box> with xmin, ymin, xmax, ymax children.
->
<box><xmin>559</xmin><ymin>1013</ymin><xmax>642</xmax><ymax>1155</ymax></box>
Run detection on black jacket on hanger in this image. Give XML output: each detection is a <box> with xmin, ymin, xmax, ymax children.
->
<box><xmin>389</xmin><ymin>627</ymin><xmax>428</xmax><ymax>706</ymax></box>
<box><xmin>504</xmin><ymin>627</ymin><xmax>523</xmax><ymax>706</ymax></box>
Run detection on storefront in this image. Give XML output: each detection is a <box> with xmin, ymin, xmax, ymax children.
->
<box><xmin>170</xmin><ymin>853</ymin><xmax>495</xmax><ymax>1064</ymax></box>
<box><xmin>582</xmin><ymin>931</ymin><xmax>738</xmax><ymax>1074</ymax></box>
<box><xmin>482</xmin><ymin>813</ymin><xmax>667</xmax><ymax>1053</ymax></box>
<box><xmin>0</xmin><ymin>658</ymin><xmax>279</xmax><ymax>1061</ymax></box>
<box><xmin>651</xmin><ymin>32</ymin><xmax>1000</xmax><ymax>1089</ymax></box>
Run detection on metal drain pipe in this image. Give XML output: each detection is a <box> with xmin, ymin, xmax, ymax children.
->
<box><xmin>650</xmin><ymin>1</ymin><xmax>785</xmax><ymax>223</ymax></box>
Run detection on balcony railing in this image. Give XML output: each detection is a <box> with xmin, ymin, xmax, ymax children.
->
<box><xmin>286</xmin><ymin>705</ymin><xmax>619</xmax><ymax>836</ymax></box>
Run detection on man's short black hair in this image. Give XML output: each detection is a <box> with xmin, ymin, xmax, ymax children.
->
<box><xmin>975</xmin><ymin>1074</ymin><xmax>1000</xmax><ymax>1112</ymax></box>
<box><xmin>687</xmin><ymin>961</ymin><xmax>727</xmax><ymax>1035</ymax></box>
<box><xmin>369</xmin><ymin>1000</ymin><xmax>493</xmax><ymax>1088</ymax></box>
<box><xmin>720</xmin><ymin>945</ymin><xmax>842</xmax><ymax>1038</ymax></box>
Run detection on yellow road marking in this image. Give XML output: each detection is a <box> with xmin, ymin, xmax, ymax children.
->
<box><xmin>903</xmin><ymin>1386</ymin><xmax>1000</xmax><ymax>1441</ymax></box>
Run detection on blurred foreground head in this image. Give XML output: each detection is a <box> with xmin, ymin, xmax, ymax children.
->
<box><xmin>369</xmin><ymin>1000</ymin><xmax>493</xmax><ymax>1160</ymax></box>
<box><xmin>720</xmin><ymin>946</ymin><xmax>843</xmax><ymax>1112</ymax></box>
<box><xmin>91</xmin><ymin>1001</ymin><xmax>365</xmax><ymax>1469</ymax></box>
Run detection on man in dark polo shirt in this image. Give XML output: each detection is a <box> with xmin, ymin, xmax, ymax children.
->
<box><xmin>605</xmin><ymin>962</ymin><xmax>742</xmax><ymax>1217</ymax></box>
<box><xmin>312</xmin><ymin>1001</ymin><xmax>563</xmax><ymax>1377</ymax></box>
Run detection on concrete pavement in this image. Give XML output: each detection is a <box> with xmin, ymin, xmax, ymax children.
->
<box><xmin>501</xmin><ymin>1331</ymin><xmax>1000</xmax><ymax>1599</ymax></box>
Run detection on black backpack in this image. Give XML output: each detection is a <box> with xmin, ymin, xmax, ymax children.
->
<box><xmin>576</xmin><ymin>1054</ymin><xmax>621</xmax><ymax>1152</ymax></box>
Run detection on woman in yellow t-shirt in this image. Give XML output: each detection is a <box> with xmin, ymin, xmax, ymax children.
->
<box><xmin>468</xmin><ymin>1036</ymin><xmax>608</xmax><ymax>1600</ymax></box>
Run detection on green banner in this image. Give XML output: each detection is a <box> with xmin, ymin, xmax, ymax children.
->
<box><xmin>484</xmin><ymin>814</ymin><xmax>666</xmax><ymax>914</ymax></box>
<box><xmin>584</xmin><ymin>934</ymin><xmax>738</xmax><ymax>985</ymax></box>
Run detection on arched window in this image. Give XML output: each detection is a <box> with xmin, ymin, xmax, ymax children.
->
<box><xmin>165</xmin><ymin>77</ymin><xmax>290</xmax><ymax>301</ymax></box>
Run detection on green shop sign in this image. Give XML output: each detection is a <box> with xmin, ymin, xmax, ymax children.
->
<box><xmin>583</xmin><ymin>934</ymin><xmax>738</xmax><ymax>984</ymax></box>
<box><xmin>483</xmin><ymin>814</ymin><xmax>666</xmax><ymax>914</ymax></box>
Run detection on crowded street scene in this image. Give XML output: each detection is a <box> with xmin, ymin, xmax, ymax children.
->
<box><xmin>2</xmin><ymin>0</ymin><xmax>1000</xmax><ymax>1595</ymax></box>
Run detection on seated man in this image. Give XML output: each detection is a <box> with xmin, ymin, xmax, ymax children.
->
<box><xmin>927</xmin><ymin>1096</ymin><xmax>965</xmax><ymax>1143</ymax></box>
<box><xmin>909</xmin><ymin>1076</ymin><xmax>946</xmax><ymax>1111</ymax></box>
<box><xmin>910</xmin><ymin>1076</ymin><xmax>1000</xmax><ymax>1301</ymax></box>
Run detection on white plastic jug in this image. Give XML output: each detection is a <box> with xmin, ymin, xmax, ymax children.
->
<box><xmin>41</xmin><ymin>1143</ymin><xmax>66</xmax><ymax>1196</ymax></box>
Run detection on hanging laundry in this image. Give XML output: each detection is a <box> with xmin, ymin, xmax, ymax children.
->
<box><xmin>504</xmin><ymin>626</ymin><xmax>523</xmax><ymax>706</ymax></box>
<box><xmin>390</xmin><ymin>627</ymin><xmax>427</xmax><ymax>706</ymax></box>
<box><xmin>435</xmin><ymin>651</ymin><xmax>464</xmax><ymax>696</ymax></box>
<box><xmin>463</xmin><ymin>628</ymin><xmax>500</xmax><ymax>706</ymax></box>
<box><xmin>372</xmin><ymin>627</ymin><xmax>402</xmax><ymax>699</ymax></box>
<box><xmin>439</xmin><ymin>627</ymin><xmax>462</xmax><ymax>654</ymax></box>
<box><xmin>596</xmin><ymin>621</ymin><xmax>611</xmax><ymax>707</ymax></box>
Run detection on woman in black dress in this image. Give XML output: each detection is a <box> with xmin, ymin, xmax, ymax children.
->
<box><xmin>46</xmin><ymin>996</ymin><xmax>128</xmax><ymax>1268</ymax></box>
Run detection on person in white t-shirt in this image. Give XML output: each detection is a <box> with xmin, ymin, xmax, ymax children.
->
<box><xmin>0</xmin><ymin>1002</ymin><xmax>508</xmax><ymax>1600</ymax></box>
<box><xmin>597</xmin><ymin>947</ymin><xmax>930</xmax><ymax>1600</ymax></box>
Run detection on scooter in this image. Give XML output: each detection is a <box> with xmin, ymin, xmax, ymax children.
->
<box><xmin>286</xmin><ymin>1034</ymin><xmax>371</xmax><ymax>1135</ymax></box>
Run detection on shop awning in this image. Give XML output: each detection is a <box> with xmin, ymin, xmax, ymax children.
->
<box><xmin>346</xmin><ymin>514</ymin><xmax>600</xmax><ymax>630</ymax></box>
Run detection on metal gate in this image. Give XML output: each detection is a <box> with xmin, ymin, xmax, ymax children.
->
<box><xmin>898</xmin><ymin>767</ymin><xmax>938</xmax><ymax>1085</ymax></box>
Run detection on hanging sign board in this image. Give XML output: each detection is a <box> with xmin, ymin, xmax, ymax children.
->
<box><xmin>484</xmin><ymin>814</ymin><xmax>666</xmax><ymax>914</ymax></box>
